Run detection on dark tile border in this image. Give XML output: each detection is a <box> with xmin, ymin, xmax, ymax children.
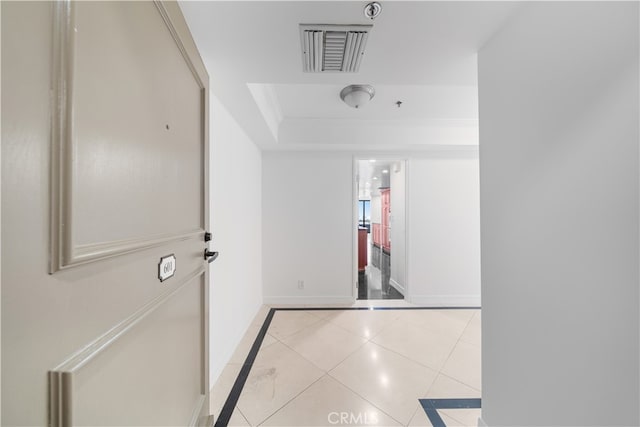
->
<box><xmin>419</xmin><ymin>398</ymin><xmax>482</xmax><ymax>427</ymax></box>
<box><xmin>214</xmin><ymin>308</ymin><xmax>276</xmax><ymax>427</ymax></box>
<box><xmin>214</xmin><ymin>306</ymin><xmax>481</xmax><ymax>427</ymax></box>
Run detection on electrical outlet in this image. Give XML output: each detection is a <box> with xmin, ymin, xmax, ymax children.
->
<box><xmin>297</xmin><ymin>280</ymin><xmax>304</xmax><ymax>290</ymax></box>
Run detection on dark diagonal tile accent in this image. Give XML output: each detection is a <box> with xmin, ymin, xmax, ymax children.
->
<box><xmin>419</xmin><ymin>398</ymin><xmax>481</xmax><ymax>427</ymax></box>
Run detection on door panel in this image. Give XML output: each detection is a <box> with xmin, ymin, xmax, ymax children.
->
<box><xmin>61</xmin><ymin>274</ymin><xmax>205</xmax><ymax>426</ymax></box>
<box><xmin>1</xmin><ymin>1</ymin><xmax>210</xmax><ymax>426</ymax></box>
<box><xmin>51</xmin><ymin>0</ymin><xmax>206</xmax><ymax>270</ymax></box>
<box><xmin>71</xmin><ymin>0</ymin><xmax>204</xmax><ymax>247</ymax></box>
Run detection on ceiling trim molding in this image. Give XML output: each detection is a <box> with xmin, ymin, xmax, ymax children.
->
<box><xmin>281</xmin><ymin>117</ymin><xmax>479</xmax><ymax>127</ymax></box>
<box><xmin>247</xmin><ymin>83</ymin><xmax>283</xmax><ymax>141</ymax></box>
<box><xmin>261</xmin><ymin>143</ymin><xmax>479</xmax><ymax>154</ymax></box>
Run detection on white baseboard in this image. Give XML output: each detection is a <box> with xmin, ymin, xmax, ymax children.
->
<box><xmin>389</xmin><ymin>278</ymin><xmax>405</xmax><ymax>295</ymax></box>
<box><xmin>407</xmin><ymin>294</ymin><xmax>481</xmax><ymax>307</ymax></box>
<box><xmin>477</xmin><ymin>416</ymin><xmax>487</xmax><ymax>427</ymax></box>
<box><xmin>263</xmin><ymin>296</ymin><xmax>355</xmax><ymax>305</ymax></box>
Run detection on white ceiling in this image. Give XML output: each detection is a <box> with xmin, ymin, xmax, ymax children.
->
<box><xmin>358</xmin><ymin>159</ymin><xmax>394</xmax><ymax>199</ymax></box>
<box><xmin>275</xmin><ymin>84</ymin><xmax>478</xmax><ymax>119</ymax></box>
<box><xmin>179</xmin><ymin>1</ymin><xmax>521</xmax><ymax>150</ymax></box>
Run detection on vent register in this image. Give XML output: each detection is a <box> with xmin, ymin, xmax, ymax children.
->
<box><xmin>300</xmin><ymin>24</ymin><xmax>372</xmax><ymax>73</ymax></box>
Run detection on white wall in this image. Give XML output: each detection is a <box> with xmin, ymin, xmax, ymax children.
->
<box><xmin>262</xmin><ymin>152</ymin><xmax>354</xmax><ymax>304</ymax></box>
<box><xmin>209</xmin><ymin>93</ymin><xmax>263</xmax><ymax>385</ymax></box>
<box><xmin>478</xmin><ymin>2</ymin><xmax>639</xmax><ymax>426</ymax></box>
<box><xmin>390</xmin><ymin>162</ymin><xmax>407</xmax><ymax>293</ymax></box>
<box><xmin>407</xmin><ymin>152</ymin><xmax>481</xmax><ymax>306</ymax></box>
<box><xmin>262</xmin><ymin>151</ymin><xmax>480</xmax><ymax>306</ymax></box>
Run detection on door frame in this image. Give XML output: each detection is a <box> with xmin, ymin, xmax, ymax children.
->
<box><xmin>352</xmin><ymin>155</ymin><xmax>409</xmax><ymax>301</ymax></box>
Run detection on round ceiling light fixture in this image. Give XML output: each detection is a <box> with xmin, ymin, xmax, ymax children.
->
<box><xmin>340</xmin><ymin>84</ymin><xmax>375</xmax><ymax>109</ymax></box>
<box><xmin>364</xmin><ymin>2</ymin><xmax>382</xmax><ymax>20</ymax></box>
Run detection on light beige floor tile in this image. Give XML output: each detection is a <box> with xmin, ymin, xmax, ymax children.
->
<box><xmin>399</xmin><ymin>310</ymin><xmax>471</xmax><ymax>339</ymax></box>
<box><xmin>425</xmin><ymin>375</ymin><xmax>481</xmax><ymax>427</ymax></box>
<box><xmin>261</xmin><ymin>375</ymin><xmax>401</xmax><ymax>426</ymax></box>
<box><xmin>306</xmin><ymin>309</ymin><xmax>341</xmax><ymax>320</ymax></box>
<box><xmin>252</xmin><ymin>306</ymin><xmax>273</xmax><ymax>327</ymax></box>
<box><xmin>229</xmin><ymin>323</ymin><xmax>263</xmax><ymax>364</ymax></box>
<box><xmin>268</xmin><ymin>310</ymin><xmax>323</xmax><ymax>341</ymax></box>
<box><xmin>210</xmin><ymin>363</ymin><xmax>243</xmax><ymax>418</ymax></box>
<box><xmin>371</xmin><ymin>318</ymin><xmax>459</xmax><ymax>371</ymax></box>
<box><xmin>261</xmin><ymin>333</ymin><xmax>278</xmax><ymax>349</ymax></box>
<box><xmin>231</xmin><ymin>328</ymin><xmax>276</xmax><ymax>364</ymax></box>
<box><xmin>426</xmin><ymin>374</ymin><xmax>480</xmax><ymax>398</ymax></box>
<box><xmin>228</xmin><ymin>408</ymin><xmax>251</xmax><ymax>426</ymax></box>
<box><xmin>439</xmin><ymin>408</ymin><xmax>481</xmax><ymax>427</ymax></box>
<box><xmin>408</xmin><ymin>405</ymin><xmax>469</xmax><ymax>427</ymax></box>
<box><xmin>327</xmin><ymin>309</ymin><xmax>401</xmax><ymax>339</ymax></box>
<box><xmin>441</xmin><ymin>341</ymin><xmax>481</xmax><ymax>391</ymax></box>
<box><xmin>407</xmin><ymin>404</ymin><xmax>431</xmax><ymax>427</ymax></box>
<box><xmin>408</xmin><ymin>405</ymin><xmax>427</xmax><ymax>426</ymax></box>
<box><xmin>459</xmin><ymin>312</ymin><xmax>481</xmax><ymax>348</ymax></box>
<box><xmin>438</xmin><ymin>309</ymin><xmax>477</xmax><ymax>324</ymax></box>
<box><xmin>329</xmin><ymin>342</ymin><xmax>437</xmax><ymax>425</ymax></box>
<box><xmin>281</xmin><ymin>320</ymin><xmax>367</xmax><ymax>371</ymax></box>
<box><xmin>439</xmin><ymin>413</ymin><xmax>462</xmax><ymax>427</ymax></box>
<box><xmin>305</xmin><ymin>309</ymin><xmax>345</xmax><ymax>323</ymax></box>
<box><xmin>237</xmin><ymin>341</ymin><xmax>324</xmax><ymax>426</ymax></box>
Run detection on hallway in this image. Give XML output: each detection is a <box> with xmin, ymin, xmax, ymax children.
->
<box><xmin>2</xmin><ymin>1</ymin><xmax>637</xmax><ymax>425</ymax></box>
<box><xmin>211</xmin><ymin>305</ymin><xmax>481</xmax><ymax>426</ymax></box>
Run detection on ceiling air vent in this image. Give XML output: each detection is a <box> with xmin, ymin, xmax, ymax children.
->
<box><xmin>300</xmin><ymin>24</ymin><xmax>373</xmax><ymax>73</ymax></box>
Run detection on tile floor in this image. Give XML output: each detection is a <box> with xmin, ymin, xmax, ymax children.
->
<box><xmin>211</xmin><ymin>304</ymin><xmax>481</xmax><ymax>427</ymax></box>
<box><xmin>358</xmin><ymin>235</ymin><xmax>404</xmax><ymax>301</ymax></box>
<box><xmin>357</xmin><ymin>265</ymin><xmax>404</xmax><ymax>300</ymax></box>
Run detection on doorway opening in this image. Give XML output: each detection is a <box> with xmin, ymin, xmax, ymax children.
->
<box><xmin>355</xmin><ymin>158</ymin><xmax>407</xmax><ymax>300</ymax></box>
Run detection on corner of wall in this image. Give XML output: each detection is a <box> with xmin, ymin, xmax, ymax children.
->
<box><xmin>209</xmin><ymin>89</ymin><xmax>264</xmax><ymax>387</ymax></box>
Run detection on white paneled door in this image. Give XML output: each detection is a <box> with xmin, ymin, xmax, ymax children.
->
<box><xmin>2</xmin><ymin>1</ymin><xmax>211</xmax><ymax>425</ymax></box>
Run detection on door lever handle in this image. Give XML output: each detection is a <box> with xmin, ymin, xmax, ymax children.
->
<box><xmin>204</xmin><ymin>249</ymin><xmax>219</xmax><ymax>263</ymax></box>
